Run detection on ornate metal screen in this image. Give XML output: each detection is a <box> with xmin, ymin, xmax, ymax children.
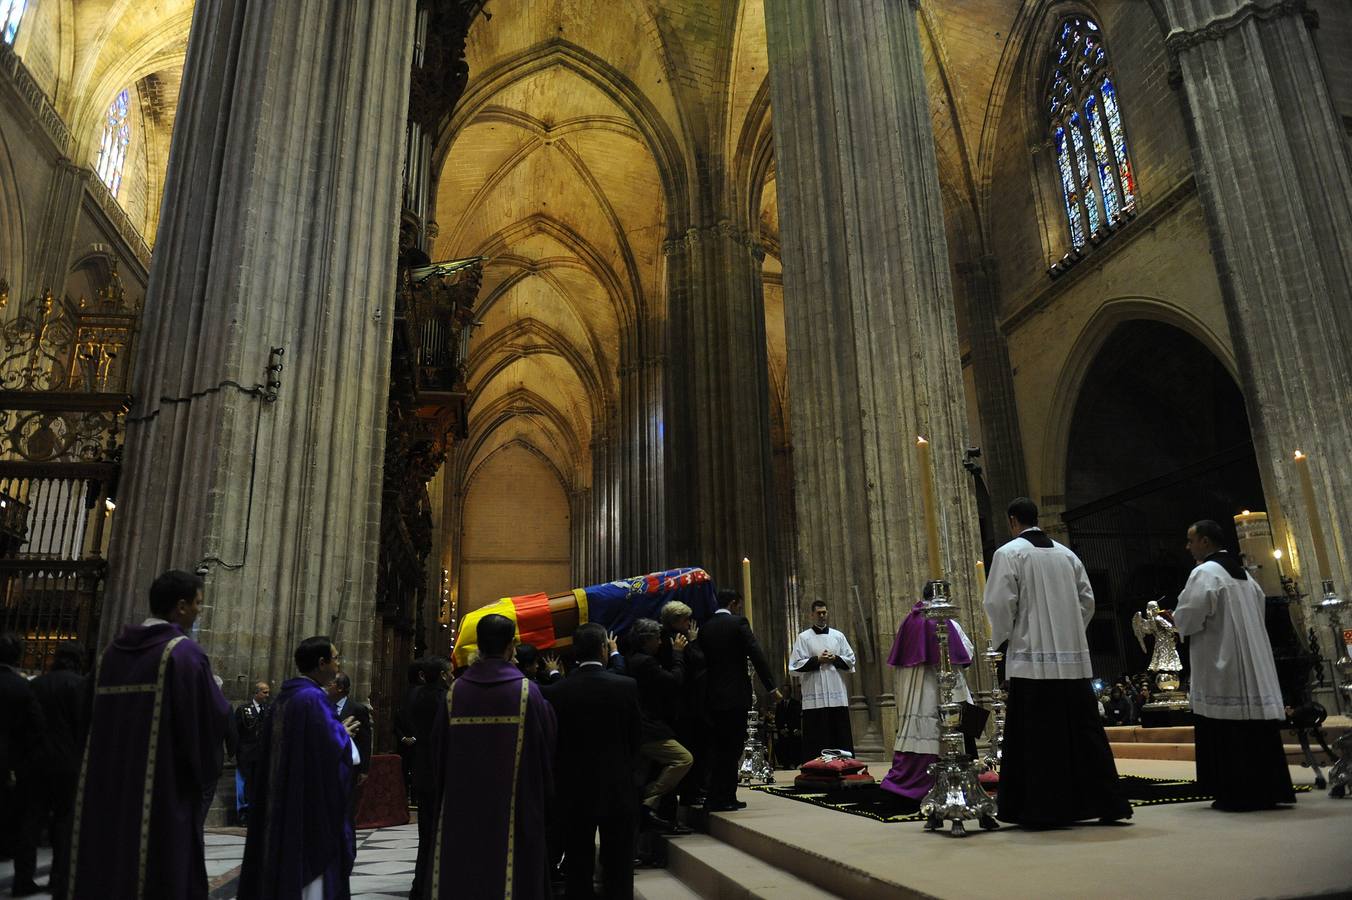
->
<box><xmin>0</xmin><ymin>272</ymin><xmax>137</xmax><ymax>667</ymax></box>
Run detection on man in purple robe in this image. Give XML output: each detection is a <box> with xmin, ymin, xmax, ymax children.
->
<box><xmin>68</xmin><ymin>569</ymin><xmax>231</xmax><ymax>900</ymax></box>
<box><xmin>238</xmin><ymin>636</ymin><xmax>361</xmax><ymax>899</ymax></box>
<box><xmin>428</xmin><ymin>614</ymin><xmax>556</xmax><ymax>900</ymax></box>
<box><xmin>881</xmin><ymin>581</ymin><xmax>975</xmax><ymax>800</ymax></box>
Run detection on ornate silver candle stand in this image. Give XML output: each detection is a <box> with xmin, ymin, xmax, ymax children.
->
<box><xmin>738</xmin><ymin>660</ymin><xmax>776</xmax><ymax>785</ymax></box>
<box><xmin>920</xmin><ymin>580</ymin><xmax>999</xmax><ymax>836</ymax></box>
<box><xmin>1315</xmin><ymin>580</ymin><xmax>1352</xmax><ymax>798</ymax></box>
<box><xmin>982</xmin><ymin>641</ymin><xmax>1005</xmax><ymax>770</ymax></box>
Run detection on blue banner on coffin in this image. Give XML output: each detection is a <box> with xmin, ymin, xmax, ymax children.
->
<box><xmin>583</xmin><ymin>566</ymin><xmax>719</xmax><ymax>635</ymax></box>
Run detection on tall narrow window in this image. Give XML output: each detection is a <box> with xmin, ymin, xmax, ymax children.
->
<box><xmin>1046</xmin><ymin>16</ymin><xmax>1137</xmax><ymax>252</ymax></box>
<box><xmin>95</xmin><ymin>89</ymin><xmax>131</xmax><ymax>198</ymax></box>
<box><xmin>1</xmin><ymin>0</ymin><xmax>26</xmax><ymax>45</ymax></box>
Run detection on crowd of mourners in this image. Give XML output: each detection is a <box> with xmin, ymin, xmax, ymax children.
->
<box><xmin>0</xmin><ymin>498</ymin><xmax>1304</xmax><ymax>900</ymax></box>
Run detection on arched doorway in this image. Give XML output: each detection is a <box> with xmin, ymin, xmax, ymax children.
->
<box><xmin>1061</xmin><ymin>320</ymin><xmax>1264</xmax><ymax>679</ymax></box>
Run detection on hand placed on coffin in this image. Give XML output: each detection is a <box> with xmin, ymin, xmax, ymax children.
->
<box><xmin>606</xmin><ymin>632</ymin><xmax>619</xmax><ymax>655</ymax></box>
<box><xmin>672</xmin><ymin>633</ymin><xmax>689</xmax><ymax>653</ymax></box>
<box><xmin>542</xmin><ymin>652</ymin><xmax>562</xmax><ymax>676</ymax></box>
<box><xmin>686</xmin><ymin>622</ymin><xmax>699</xmax><ymax>643</ymax></box>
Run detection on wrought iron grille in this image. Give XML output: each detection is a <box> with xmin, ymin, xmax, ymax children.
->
<box><xmin>0</xmin><ymin>271</ymin><xmax>137</xmax><ymax>668</ymax></box>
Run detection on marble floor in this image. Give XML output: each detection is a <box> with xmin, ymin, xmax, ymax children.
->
<box><xmin>0</xmin><ymin>823</ymin><xmax>420</xmax><ymax>899</ymax></box>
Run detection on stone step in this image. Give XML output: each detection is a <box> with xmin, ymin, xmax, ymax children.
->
<box><xmin>1110</xmin><ymin>741</ymin><xmax>1195</xmax><ymax>761</ymax></box>
<box><xmin>1110</xmin><ymin>741</ymin><xmax>1335</xmax><ymax>764</ymax></box>
<box><xmin>701</xmin><ymin>808</ymin><xmax>928</xmax><ymax>900</ymax></box>
<box><xmin>1104</xmin><ymin>725</ymin><xmax>1193</xmax><ymax>743</ymax></box>
<box><xmin>635</xmin><ymin>866</ymin><xmax>706</xmax><ymax>900</ymax></box>
<box><xmin>663</xmin><ymin>831</ymin><xmax>843</xmax><ymax>899</ymax></box>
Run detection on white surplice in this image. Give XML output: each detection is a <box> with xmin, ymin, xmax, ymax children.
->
<box><xmin>1172</xmin><ymin>558</ymin><xmax>1284</xmax><ymax>721</ymax></box>
<box><xmin>983</xmin><ymin>529</ymin><xmax>1095</xmax><ymax>679</ymax></box>
<box><xmin>893</xmin><ymin>622</ymin><xmax>974</xmax><ymax>754</ymax></box>
<box><xmin>789</xmin><ymin>627</ymin><xmax>857</xmax><ymax>710</ymax></box>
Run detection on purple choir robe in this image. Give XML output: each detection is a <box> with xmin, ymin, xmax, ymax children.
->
<box><xmin>68</xmin><ymin>622</ymin><xmax>230</xmax><ymax>900</ymax></box>
<box><xmin>238</xmin><ymin>676</ymin><xmax>356</xmax><ymax>900</ymax></box>
<box><xmin>430</xmin><ymin>658</ymin><xmax>556</xmax><ymax>900</ymax></box>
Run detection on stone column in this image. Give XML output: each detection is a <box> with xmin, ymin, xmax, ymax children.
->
<box><xmin>663</xmin><ymin>224</ymin><xmax>786</xmax><ymax>667</ymax></box>
<box><xmin>957</xmin><ymin>253</ymin><xmax>1029</xmax><ymax>538</ymax></box>
<box><xmin>27</xmin><ymin>159</ymin><xmax>85</xmax><ymax>297</ymax></box>
<box><xmin>764</xmin><ymin>0</ymin><xmax>990</xmax><ymax>726</ymax></box>
<box><xmin>615</xmin><ymin>316</ymin><xmax>666</xmax><ymax>575</ymax></box>
<box><xmin>104</xmin><ymin>0</ymin><xmax>417</xmax><ymax>696</ymax></box>
<box><xmin>1163</xmin><ymin>1</ymin><xmax>1352</xmax><ymax>601</ymax></box>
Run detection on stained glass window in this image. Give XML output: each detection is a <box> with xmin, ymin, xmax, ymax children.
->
<box><xmin>1045</xmin><ymin>16</ymin><xmax>1137</xmax><ymax>252</ymax></box>
<box><xmin>1</xmin><ymin>0</ymin><xmax>26</xmax><ymax>45</ymax></box>
<box><xmin>95</xmin><ymin>89</ymin><xmax>131</xmax><ymax>198</ymax></box>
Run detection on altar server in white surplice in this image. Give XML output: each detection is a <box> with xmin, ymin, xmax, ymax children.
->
<box><xmin>1173</xmin><ymin>518</ymin><xmax>1295</xmax><ymax>811</ymax></box>
<box><xmin>983</xmin><ymin>497</ymin><xmax>1130</xmax><ymax>827</ymax></box>
<box><xmin>789</xmin><ymin>601</ymin><xmax>856</xmax><ymax>760</ymax></box>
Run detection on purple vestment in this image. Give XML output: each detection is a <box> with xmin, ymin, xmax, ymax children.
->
<box><xmin>886</xmin><ymin>601</ymin><xmax>972</xmax><ymax>668</ymax></box>
<box><xmin>238</xmin><ymin>677</ymin><xmax>356</xmax><ymax>900</ymax></box>
<box><xmin>881</xmin><ymin>602</ymin><xmax>970</xmax><ymax>801</ymax></box>
<box><xmin>431</xmin><ymin>658</ymin><xmax>556</xmax><ymax>900</ymax></box>
<box><xmin>68</xmin><ymin>623</ymin><xmax>230</xmax><ymax>899</ymax></box>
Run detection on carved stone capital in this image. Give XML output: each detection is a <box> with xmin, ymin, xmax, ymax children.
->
<box><xmin>1165</xmin><ymin>0</ymin><xmax>1312</xmax><ymax>57</ymax></box>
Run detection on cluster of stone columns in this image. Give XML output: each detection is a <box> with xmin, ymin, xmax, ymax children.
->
<box><xmin>1163</xmin><ymin>0</ymin><xmax>1352</xmax><ymax>619</ymax></box>
<box><xmin>763</xmin><ymin>0</ymin><xmax>992</xmax><ymax>745</ymax></box>
<box><xmin>664</xmin><ymin>222</ymin><xmax>785</xmax><ymax>658</ymax></box>
<box><xmin>104</xmin><ymin>0</ymin><xmax>418</xmax><ymax>696</ymax></box>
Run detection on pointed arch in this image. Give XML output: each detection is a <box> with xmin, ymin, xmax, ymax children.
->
<box><xmin>433</xmin><ymin>39</ymin><xmax>689</xmax><ymax>232</ymax></box>
<box><xmin>1041</xmin><ymin>297</ymin><xmax>1237</xmax><ymax>506</ymax></box>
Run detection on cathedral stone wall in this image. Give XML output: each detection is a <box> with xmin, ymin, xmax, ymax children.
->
<box><xmin>460</xmin><ymin>443</ymin><xmax>574</xmax><ymax>613</ymax></box>
<box><xmin>0</xmin><ymin>44</ymin><xmax>149</xmax><ymax>303</ymax></box>
<box><xmin>969</xmin><ymin>1</ymin><xmax>1230</xmax><ymax>522</ymax></box>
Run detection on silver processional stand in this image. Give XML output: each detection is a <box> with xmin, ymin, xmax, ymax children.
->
<box><xmin>1316</xmin><ymin>580</ymin><xmax>1352</xmax><ymax>798</ymax></box>
<box><xmin>919</xmin><ymin>580</ymin><xmax>999</xmax><ymax>836</ymax></box>
<box><xmin>738</xmin><ymin>658</ymin><xmax>776</xmax><ymax>785</ymax></box>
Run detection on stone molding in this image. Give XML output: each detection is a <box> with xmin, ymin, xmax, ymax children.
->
<box><xmin>0</xmin><ymin>42</ymin><xmax>72</xmax><ymax>156</ymax></box>
<box><xmin>1165</xmin><ymin>0</ymin><xmax>1315</xmax><ymax>56</ymax></box>
<box><xmin>662</xmin><ymin>222</ymin><xmax>767</xmax><ymax>260</ymax></box>
<box><xmin>1000</xmin><ymin>175</ymin><xmax>1198</xmax><ymax>336</ymax></box>
<box><xmin>83</xmin><ymin>174</ymin><xmax>153</xmax><ymax>271</ymax></box>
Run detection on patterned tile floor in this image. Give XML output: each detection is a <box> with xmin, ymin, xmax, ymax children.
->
<box><xmin>0</xmin><ymin>824</ymin><xmax>419</xmax><ymax>899</ymax></box>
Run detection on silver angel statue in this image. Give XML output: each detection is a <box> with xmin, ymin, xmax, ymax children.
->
<box><xmin>1133</xmin><ymin>600</ymin><xmax>1183</xmax><ymax>690</ymax></box>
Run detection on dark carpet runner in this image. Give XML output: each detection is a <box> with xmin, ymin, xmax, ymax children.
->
<box><xmin>747</xmin><ymin>775</ymin><xmax>1311</xmax><ymax>824</ymax></box>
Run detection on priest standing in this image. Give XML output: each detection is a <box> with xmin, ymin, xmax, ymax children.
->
<box><xmin>1173</xmin><ymin>519</ymin><xmax>1295</xmax><ymax>811</ymax></box>
<box><xmin>238</xmin><ymin>636</ymin><xmax>362</xmax><ymax>899</ymax></box>
<box><xmin>880</xmin><ymin>582</ymin><xmax>974</xmax><ymax>800</ymax></box>
<box><xmin>429</xmin><ymin>613</ymin><xmax>556</xmax><ymax>899</ymax></box>
<box><xmin>68</xmin><ymin>569</ymin><xmax>231</xmax><ymax>899</ymax></box>
<box><xmin>788</xmin><ymin>600</ymin><xmax>856</xmax><ymax>760</ymax></box>
<box><xmin>983</xmin><ymin>498</ymin><xmax>1130</xmax><ymax>827</ymax></box>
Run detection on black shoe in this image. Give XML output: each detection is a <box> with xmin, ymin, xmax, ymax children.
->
<box><xmin>641</xmin><ymin>806</ymin><xmax>675</xmax><ymax>830</ymax></box>
<box><xmin>662</xmin><ymin>822</ymin><xmax>694</xmax><ymax>836</ymax></box>
<box><xmin>705</xmin><ymin>800</ymin><xmax>747</xmax><ymax>812</ymax></box>
<box><xmin>11</xmin><ymin>882</ymin><xmax>46</xmax><ymax>897</ymax></box>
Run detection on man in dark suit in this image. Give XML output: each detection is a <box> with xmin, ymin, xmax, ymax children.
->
<box><xmin>393</xmin><ymin>659</ymin><xmax>425</xmax><ymax>805</ymax></box>
<box><xmin>544</xmin><ymin>623</ymin><xmax>642</xmax><ymax>900</ymax></box>
<box><xmin>698</xmin><ymin>589</ymin><xmax>779</xmax><ymax>812</ymax></box>
<box><xmin>30</xmin><ymin>641</ymin><xmax>90</xmax><ymax>900</ymax></box>
<box><xmin>409</xmin><ymin>656</ymin><xmax>450</xmax><ymax>900</ymax></box>
<box><xmin>331</xmin><ymin>673</ymin><xmax>372</xmax><ymax>778</ymax></box>
<box><xmin>0</xmin><ymin>633</ymin><xmax>46</xmax><ymax>897</ymax></box>
<box><xmin>234</xmin><ymin>679</ymin><xmax>270</xmax><ymax>825</ymax></box>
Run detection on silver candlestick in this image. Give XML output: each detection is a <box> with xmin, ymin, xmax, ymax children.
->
<box><xmin>982</xmin><ymin>641</ymin><xmax>1005</xmax><ymax>770</ymax></box>
<box><xmin>920</xmin><ymin>580</ymin><xmax>999</xmax><ymax>836</ymax></box>
<box><xmin>1316</xmin><ymin>580</ymin><xmax>1352</xmax><ymax>699</ymax></box>
<box><xmin>738</xmin><ymin>659</ymin><xmax>775</xmax><ymax>785</ymax></box>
